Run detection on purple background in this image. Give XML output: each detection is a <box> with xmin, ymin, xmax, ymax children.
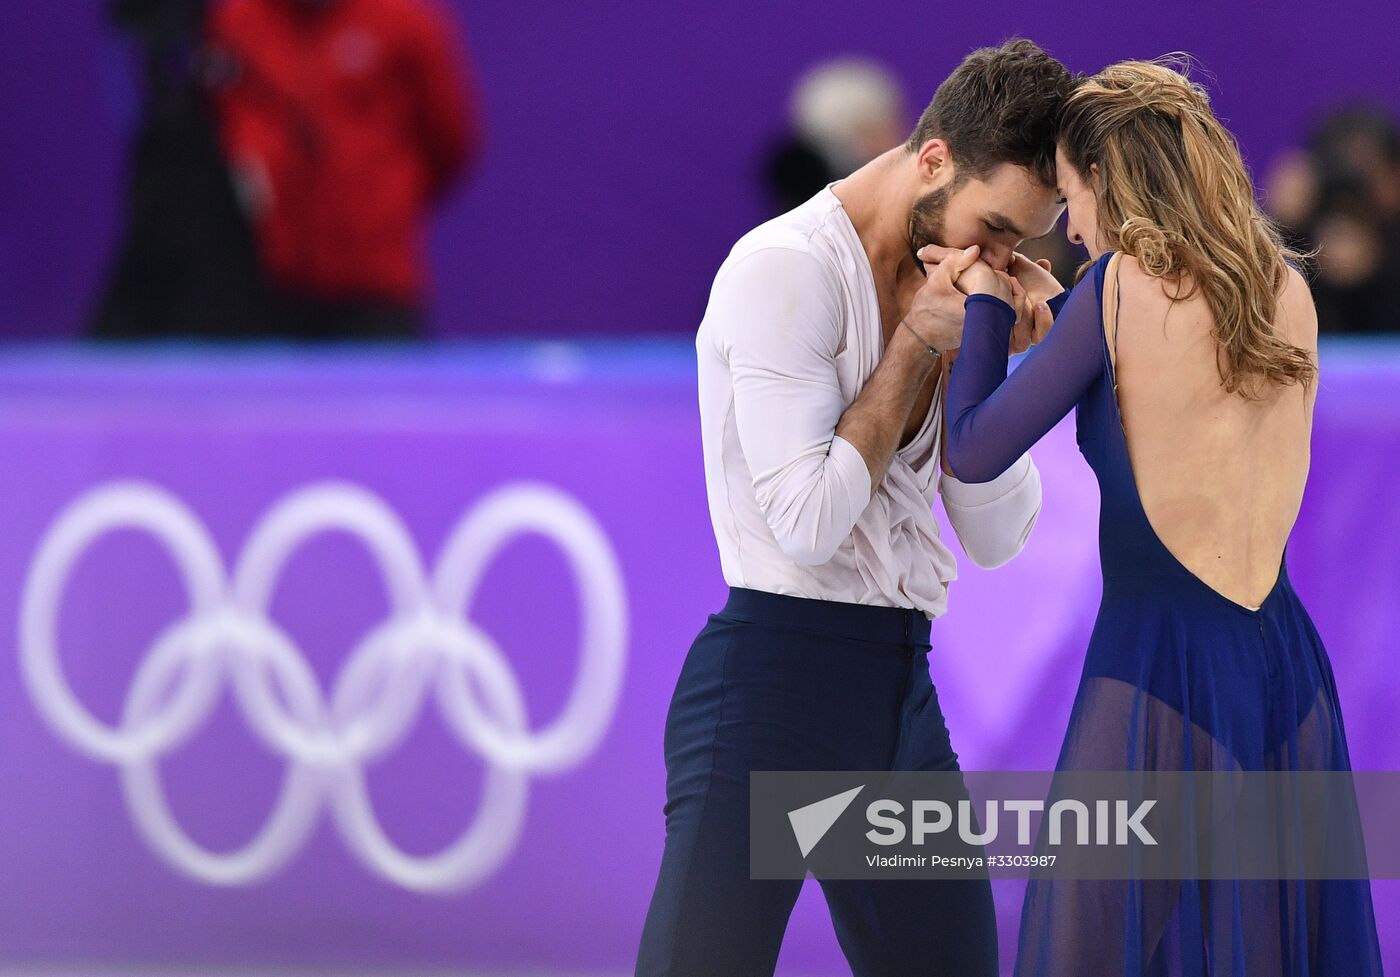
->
<box><xmin>0</xmin><ymin>339</ymin><xmax>1396</xmax><ymax>974</ymax></box>
<box><xmin>1</xmin><ymin>1</ymin><xmax>1399</xmax><ymax>340</ymax></box>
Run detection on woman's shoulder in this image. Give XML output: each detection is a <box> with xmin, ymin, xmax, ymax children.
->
<box><xmin>1110</xmin><ymin>252</ymin><xmax>1199</xmax><ymax>312</ymax></box>
<box><xmin>1275</xmin><ymin>261</ymin><xmax>1318</xmax><ymax>348</ymax></box>
<box><xmin>1108</xmin><ymin>249</ymin><xmax>1317</xmax><ymax>347</ymax></box>
<box><xmin>1110</xmin><ymin>252</ymin><xmax>1154</xmax><ymax>291</ymax></box>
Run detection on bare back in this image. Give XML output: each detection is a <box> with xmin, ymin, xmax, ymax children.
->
<box><xmin>1105</xmin><ymin>254</ymin><xmax>1318</xmax><ymax>609</ymax></box>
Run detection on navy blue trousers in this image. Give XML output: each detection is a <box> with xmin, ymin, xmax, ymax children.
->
<box><xmin>635</xmin><ymin>587</ymin><xmax>998</xmax><ymax>977</ymax></box>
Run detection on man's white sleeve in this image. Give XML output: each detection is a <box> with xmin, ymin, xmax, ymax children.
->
<box><xmin>710</xmin><ymin>246</ymin><xmax>871</xmax><ymax>566</ymax></box>
<box><xmin>938</xmin><ymin>452</ymin><xmax>1042</xmax><ymax>569</ymax></box>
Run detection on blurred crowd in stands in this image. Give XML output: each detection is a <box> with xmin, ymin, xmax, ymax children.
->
<box><xmin>1263</xmin><ymin>107</ymin><xmax>1400</xmax><ymax>334</ymax></box>
<box><xmin>91</xmin><ymin>0</ymin><xmax>479</xmax><ymax>342</ymax></box>
<box><xmin>91</xmin><ymin>12</ymin><xmax>1398</xmax><ymax>342</ymax></box>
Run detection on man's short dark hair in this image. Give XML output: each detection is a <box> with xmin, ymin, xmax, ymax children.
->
<box><xmin>905</xmin><ymin>39</ymin><xmax>1074</xmax><ymax>187</ymax></box>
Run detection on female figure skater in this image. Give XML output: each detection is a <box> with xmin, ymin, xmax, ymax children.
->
<box><xmin>932</xmin><ymin>59</ymin><xmax>1385</xmax><ymax>976</ymax></box>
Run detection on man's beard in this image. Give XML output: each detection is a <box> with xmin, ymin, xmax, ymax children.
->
<box><xmin>908</xmin><ymin>183</ymin><xmax>954</xmax><ymax>261</ymax></box>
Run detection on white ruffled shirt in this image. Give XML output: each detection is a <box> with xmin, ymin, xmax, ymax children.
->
<box><xmin>695</xmin><ymin>185</ymin><xmax>1042</xmax><ymax>619</ymax></box>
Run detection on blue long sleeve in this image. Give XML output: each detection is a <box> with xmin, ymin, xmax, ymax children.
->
<box><xmin>943</xmin><ymin>273</ymin><xmax>1107</xmax><ymax>483</ymax></box>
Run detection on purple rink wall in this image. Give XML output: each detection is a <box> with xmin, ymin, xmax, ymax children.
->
<box><xmin>0</xmin><ymin>339</ymin><xmax>1396</xmax><ymax>975</ymax></box>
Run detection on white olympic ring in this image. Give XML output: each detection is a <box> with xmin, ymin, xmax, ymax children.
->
<box><xmin>18</xmin><ymin>479</ymin><xmax>628</xmax><ymax>893</ymax></box>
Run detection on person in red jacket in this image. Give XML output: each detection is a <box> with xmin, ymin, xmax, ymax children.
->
<box><xmin>205</xmin><ymin>0</ymin><xmax>480</xmax><ymax>339</ymax></box>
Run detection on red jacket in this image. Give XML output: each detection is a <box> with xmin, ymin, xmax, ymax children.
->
<box><xmin>206</xmin><ymin>0</ymin><xmax>480</xmax><ymax>302</ymax></box>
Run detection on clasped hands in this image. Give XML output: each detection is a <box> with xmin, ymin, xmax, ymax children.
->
<box><xmin>900</xmin><ymin>245</ymin><xmax>1063</xmax><ymax>356</ymax></box>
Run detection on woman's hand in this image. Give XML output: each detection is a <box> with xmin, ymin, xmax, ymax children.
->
<box><xmin>1007</xmin><ymin>275</ymin><xmax>1053</xmax><ymax>355</ymax></box>
<box><xmin>923</xmin><ymin>245</ymin><xmax>1046</xmax><ymax>354</ymax></box>
<box><xmin>1006</xmin><ymin>252</ymin><xmax>1064</xmax><ymax>308</ymax></box>
<box><xmin>952</xmin><ymin>248</ymin><xmax>1014</xmax><ymax>304</ymax></box>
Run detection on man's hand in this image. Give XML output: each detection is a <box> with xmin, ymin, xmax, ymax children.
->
<box><xmin>901</xmin><ymin>244</ymin><xmax>983</xmax><ymax>352</ymax></box>
<box><xmin>921</xmin><ymin>243</ymin><xmax>1014</xmax><ymax>305</ymax></box>
<box><xmin>952</xmin><ymin>257</ymin><xmax>1014</xmax><ymax>304</ymax></box>
<box><xmin>1007</xmin><ymin>276</ymin><xmax>1053</xmax><ymax>355</ymax></box>
<box><xmin>922</xmin><ymin>247</ymin><xmax>1050</xmax><ymax>356</ymax></box>
<box><xmin>1007</xmin><ymin>252</ymin><xmax>1064</xmax><ymax>308</ymax></box>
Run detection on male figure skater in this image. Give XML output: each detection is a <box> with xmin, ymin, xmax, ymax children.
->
<box><xmin>635</xmin><ymin>40</ymin><xmax>1073</xmax><ymax>976</ymax></box>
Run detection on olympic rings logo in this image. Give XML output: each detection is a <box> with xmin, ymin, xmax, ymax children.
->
<box><xmin>18</xmin><ymin>480</ymin><xmax>628</xmax><ymax>893</ymax></box>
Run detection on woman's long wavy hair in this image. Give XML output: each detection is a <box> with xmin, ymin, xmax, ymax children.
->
<box><xmin>1059</xmin><ymin>57</ymin><xmax>1316</xmax><ymax>396</ymax></box>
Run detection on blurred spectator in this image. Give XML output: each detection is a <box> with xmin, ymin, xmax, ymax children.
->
<box><xmin>1264</xmin><ymin>104</ymin><xmax>1400</xmax><ymax>333</ymax></box>
<box><xmin>89</xmin><ymin>0</ymin><xmax>277</xmax><ymax>341</ymax></box>
<box><xmin>763</xmin><ymin>58</ymin><xmax>904</xmax><ymax>214</ymax></box>
<box><xmin>205</xmin><ymin>0</ymin><xmax>482</xmax><ymax>340</ymax></box>
<box><xmin>1264</xmin><ymin>148</ymin><xmax>1318</xmax><ymax>245</ymax></box>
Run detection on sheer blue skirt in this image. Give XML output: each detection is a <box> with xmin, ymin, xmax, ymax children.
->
<box><xmin>1013</xmin><ymin>565</ymin><xmax>1385</xmax><ymax>977</ymax></box>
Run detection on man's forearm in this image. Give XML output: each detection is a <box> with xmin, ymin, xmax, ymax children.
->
<box><xmin>834</xmin><ymin>326</ymin><xmax>940</xmax><ymax>496</ymax></box>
